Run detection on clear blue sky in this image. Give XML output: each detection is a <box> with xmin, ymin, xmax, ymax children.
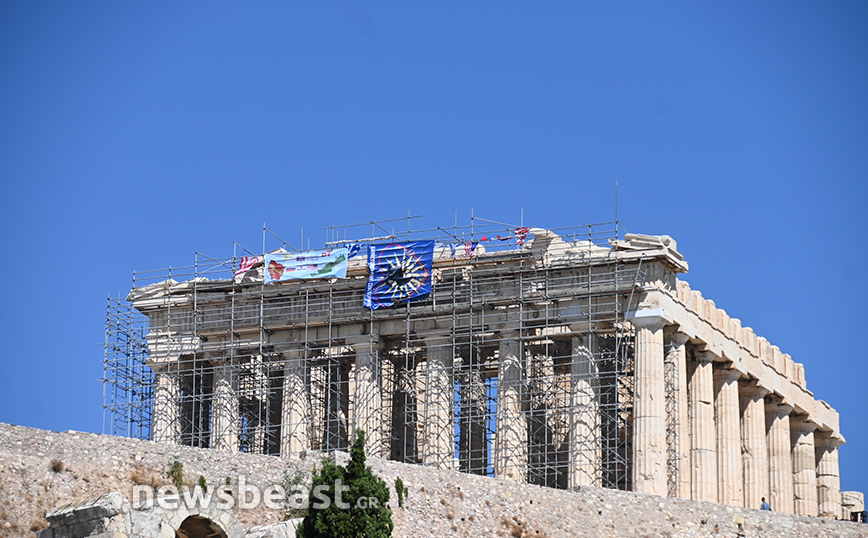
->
<box><xmin>1</xmin><ymin>2</ymin><xmax>866</xmax><ymax>493</ymax></box>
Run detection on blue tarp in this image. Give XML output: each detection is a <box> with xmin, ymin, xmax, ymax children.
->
<box><xmin>364</xmin><ymin>241</ymin><xmax>435</xmax><ymax>309</ymax></box>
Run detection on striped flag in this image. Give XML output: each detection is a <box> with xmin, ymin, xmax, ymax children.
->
<box><xmin>235</xmin><ymin>255</ymin><xmax>260</xmax><ymax>276</ymax></box>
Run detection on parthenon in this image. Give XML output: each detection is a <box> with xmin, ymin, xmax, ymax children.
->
<box><xmin>104</xmin><ymin>220</ymin><xmax>852</xmax><ymax>518</ymax></box>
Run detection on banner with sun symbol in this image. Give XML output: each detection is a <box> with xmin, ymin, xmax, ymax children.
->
<box><xmin>364</xmin><ymin>241</ymin><xmax>435</xmax><ymax>309</ymax></box>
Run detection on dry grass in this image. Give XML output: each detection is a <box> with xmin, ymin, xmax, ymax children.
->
<box><xmin>49</xmin><ymin>459</ymin><xmax>64</xmax><ymax>473</ymax></box>
<box><xmin>130</xmin><ymin>470</ymin><xmax>163</xmax><ymax>488</ymax></box>
<box><xmin>500</xmin><ymin>514</ymin><xmax>527</xmax><ymax>538</ymax></box>
<box><xmin>29</xmin><ymin>521</ymin><xmax>48</xmax><ymax>532</ymax></box>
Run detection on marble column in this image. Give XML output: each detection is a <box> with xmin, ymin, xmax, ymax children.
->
<box><xmin>665</xmin><ymin>332</ymin><xmax>690</xmax><ymax>498</ymax></box>
<box><xmin>495</xmin><ymin>333</ymin><xmax>527</xmax><ymax>482</ymax></box>
<box><xmin>631</xmin><ymin>314</ymin><xmax>667</xmax><ymax>496</ymax></box>
<box><xmin>790</xmin><ymin>416</ymin><xmax>819</xmax><ymax>516</ymax></box>
<box><xmin>568</xmin><ymin>333</ymin><xmax>600</xmax><ymax>488</ymax></box>
<box><xmin>739</xmin><ymin>384</ymin><xmax>769</xmax><ymax>511</ymax></box>
<box><xmin>422</xmin><ymin>335</ymin><xmax>455</xmax><ymax>469</ymax></box>
<box><xmin>815</xmin><ymin>431</ymin><xmax>843</xmax><ymax>518</ymax></box>
<box><xmin>280</xmin><ymin>349</ymin><xmax>309</xmax><ymax>456</ymax></box>
<box><xmin>152</xmin><ymin>367</ymin><xmax>180</xmax><ymax>444</ymax></box>
<box><xmin>713</xmin><ymin>366</ymin><xmax>743</xmax><ymax>507</ymax></box>
<box><xmin>347</xmin><ymin>336</ymin><xmax>383</xmax><ymax>456</ymax></box>
<box><xmin>688</xmin><ymin>350</ymin><xmax>717</xmax><ymax>503</ymax></box>
<box><xmin>210</xmin><ymin>362</ymin><xmax>238</xmax><ymax>451</ymax></box>
<box><xmin>766</xmin><ymin>398</ymin><xmax>795</xmax><ymax>514</ymax></box>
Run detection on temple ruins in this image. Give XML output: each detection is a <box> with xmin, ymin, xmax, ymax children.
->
<box><xmin>103</xmin><ymin>218</ymin><xmax>854</xmax><ymax>519</ymax></box>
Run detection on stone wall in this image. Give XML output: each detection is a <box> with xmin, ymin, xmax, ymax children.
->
<box><xmin>1</xmin><ymin>423</ymin><xmax>865</xmax><ymax>538</ymax></box>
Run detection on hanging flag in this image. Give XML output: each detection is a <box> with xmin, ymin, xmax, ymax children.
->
<box><xmin>345</xmin><ymin>243</ymin><xmax>363</xmax><ymax>258</ymax></box>
<box><xmin>515</xmin><ymin>227</ymin><xmax>530</xmax><ymax>246</ymax></box>
<box><xmin>264</xmin><ymin>248</ymin><xmax>349</xmax><ymax>283</ymax></box>
<box><xmin>448</xmin><ymin>243</ymin><xmax>457</xmax><ymax>258</ymax></box>
<box><xmin>235</xmin><ymin>255</ymin><xmax>260</xmax><ymax>277</ymax></box>
<box><xmin>364</xmin><ymin>241</ymin><xmax>435</xmax><ymax>310</ymax></box>
<box><xmin>464</xmin><ymin>241</ymin><xmax>479</xmax><ymax>257</ymax></box>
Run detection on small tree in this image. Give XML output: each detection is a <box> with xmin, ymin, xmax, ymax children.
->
<box><xmin>297</xmin><ymin>429</ymin><xmax>393</xmax><ymax>538</ymax></box>
<box><xmin>394</xmin><ymin>477</ymin><xmax>407</xmax><ymax>508</ymax></box>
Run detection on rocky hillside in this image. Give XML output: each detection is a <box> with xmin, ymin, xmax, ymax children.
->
<box><xmin>0</xmin><ymin>423</ymin><xmax>864</xmax><ymax>538</ymax></box>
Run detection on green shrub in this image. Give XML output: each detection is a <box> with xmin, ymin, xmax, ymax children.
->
<box><xmin>296</xmin><ymin>429</ymin><xmax>393</xmax><ymax>538</ymax></box>
<box><xmin>394</xmin><ymin>477</ymin><xmax>408</xmax><ymax>508</ymax></box>
<box><xmin>167</xmin><ymin>460</ymin><xmax>184</xmax><ymax>489</ymax></box>
<box><xmin>283</xmin><ymin>468</ymin><xmax>311</xmax><ymax>519</ymax></box>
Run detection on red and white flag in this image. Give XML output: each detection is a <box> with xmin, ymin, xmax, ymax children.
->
<box><xmin>235</xmin><ymin>255</ymin><xmax>260</xmax><ymax>276</ymax></box>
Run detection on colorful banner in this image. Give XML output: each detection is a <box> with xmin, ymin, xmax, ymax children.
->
<box><xmin>234</xmin><ymin>255</ymin><xmax>260</xmax><ymax>277</ymax></box>
<box><xmin>264</xmin><ymin>248</ymin><xmax>348</xmax><ymax>283</ymax></box>
<box><xmin>364</xmin><ymin>241</ymin><xmax>435</xmax><ymax>310</ymax></box>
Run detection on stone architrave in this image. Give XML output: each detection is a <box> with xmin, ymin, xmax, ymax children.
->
<box><xmin>210</xmin><ymin>362</ymin><xmax>238</xmax><ymax>452</ymax></box>
<box><xmin>151</xmin><ymin>368</ymin><xmax>180</xmax><ymax>444</ymax></box>
<box><xmin>766</xmin><ymin>399</ymin><xmax>795</xmax><ymax>514</ymax></box>
<box><xmin>347</xmin><ymin>336</ymin><xmax>383</xmax><ymax>456</ymax></box>
<box><xmin>568</xmin><ymin>333</ymin><xmax>600</xmax><ymax>488</ymax></box>
<box><xmin>280</xmin><ymin>349</ymin><xmax>309</xmax><ymax>456</ymax></box>
<box><xmin>422</xmin><ymin>334</ymin><xmax>455</xmax><ymax>469</ymax></box>
<box><xmin>739</xmin><ymin>384</ymin><xmax>769</xmax><ymax>511</ymax></box>
<box><xmin>815</xmin><ymin>431</ymin><xmax>843</xmax><ymax>518</ymax></box>
<box><xmin>790</xmin><ymin>416</ymin><xmax>819</xmax><ymax>517</ymax></box>
<box><xmin>688</xmin><ymin>350</ymin><xmax>717</xmax><ymax>503</ymax></box>
<box><xmin>665</xmin><ymin>332</ymin><xmax>690</xmax><ymax>498</ymax></box>
<box><xmin>631</xmin><ymin>313</ymin><xmax>668</xmax><ymax>496</ymax></box>
<box><xmin>494</xmin><ymin>333</ymin><xmax>527</xmax><ymax>482</ymax></box>
<box><xmin>713</xmin><ymin>366</ymin><xmax>743</xmax><ymax>507</ymax></box>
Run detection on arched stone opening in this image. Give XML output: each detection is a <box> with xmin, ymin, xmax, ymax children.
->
<box><xmin>176</xmin><ymin>515</ymin><xmax>228</xmax><ymax>538</ymax></box>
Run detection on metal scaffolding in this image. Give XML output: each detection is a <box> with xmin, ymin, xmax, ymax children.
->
<box><xmin>103</xmin><ymin>216</ymin><xmax>661</xmax><ymax>493</ymax></box>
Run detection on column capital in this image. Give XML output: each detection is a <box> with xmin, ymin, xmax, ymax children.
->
<box><xmin>764</xmin><ymin>398</ymin><xmax>794</xmax><ymax>417</ymax></box>
<box><xmin>739</xmin><ymin>383</ymin><xmax>769</xmax><ymax>399</ymax></box>
<box><xmin>279</xmin><ymin>347</ymin><xmax>304</xmax><ymax>359</ymax></box>
<box><xmin>666</xmin><ymin>331</ymin><xmax>690</xmax><ymax>347</ymax></box>
<box><xmin>629</xmin><ymin>309</ymin><xmax>668</xmax><ymax>331</ymax></box>
<box><xmin>815</xmin><ymin>431</ymin><xmax>845</xmax><ymax>450</ymax></box>
<box><xmin>696</xmin><ymin>350</ymin><xmax>716</xmax><ymax>364</ymax></box>
<box><xmin>498</xmin><ymin>329</ymin><xmax>522</xmax><ymax>339</ymax></box>
<box><xmin>345</xmin><ymin>335</ymin><xmax>382</xmax><ymax>349</ymax></box>
<box><xmin>790</xmin><ymin>415</ymin><xmax>819</xmax><ymax>434</ymax></box>
<box><xmin>420</xmin><ymin>332</ymin><xmax>452</xmax><ymax>345</ymax></box>
<box><xmin>713</xmin><ymin>365</ymin><xmax>742</xmax><ymax>383</ymax></box>
<box><xmin>149</xmin><ymin>363</ymin><xmax>171</xmax><ymax>374</ymax></box>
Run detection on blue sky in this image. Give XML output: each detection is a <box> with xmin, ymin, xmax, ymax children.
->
<box><xmin>1</xmin><ymin>3</ymin><xmax>866</xmax><ymax>493</ymax></box>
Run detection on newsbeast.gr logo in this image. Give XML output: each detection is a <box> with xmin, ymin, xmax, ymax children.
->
<box><xmin>132</xmin><ymin>477</ymin><xmax>379</xmax><ymax>511</ymax></box>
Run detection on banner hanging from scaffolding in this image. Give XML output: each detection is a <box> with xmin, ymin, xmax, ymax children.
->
<box><xmin>264</xmin><ymin>248</ymin><xmax>348</xmax><ymax>283</ymax></box>
<box><xmin>364</xmin><ymin>241</ymin><xmax>434</xmax><ymax>309</ymax></box>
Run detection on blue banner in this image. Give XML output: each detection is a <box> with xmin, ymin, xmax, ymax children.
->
<box><xmin>264</xmin><ymin>248</ymin><xmax>348</xmax><ymax>283</ymax></box>
<box><xmin>364</xmin><ymin>241</ymin><xmax>435</xmax><ymax>309</ymax></box>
